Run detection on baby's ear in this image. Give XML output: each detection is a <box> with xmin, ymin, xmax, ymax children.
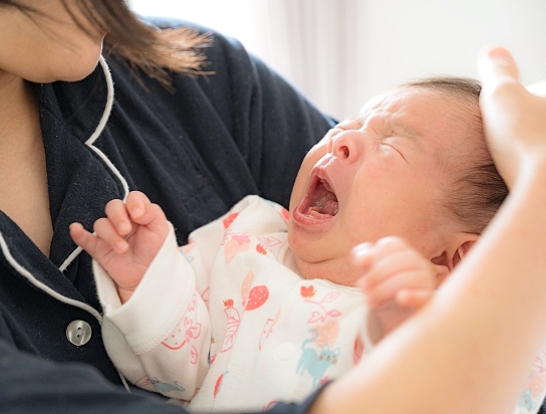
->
<box><xmin>452</xmin><ymin>237</ymin><xmax>479</xmax><ymax>268</ymax></box>
<box><xmin>432</xmin><ymin>234</ymin><xmax>480</xmax><ymax>286</ymax></box>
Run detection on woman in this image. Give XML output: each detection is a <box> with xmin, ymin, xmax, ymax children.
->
<box><xmin>0</xmin><ymin>1</ymin><xmax>545</xmax><ymax>413</ymax></box>
<box><xmin>0</xmin><ymin>0</ymin><xmax>333</xmax><ymax>412</ymax></box>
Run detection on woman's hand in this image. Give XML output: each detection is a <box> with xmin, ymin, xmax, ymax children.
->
<box><xmin>478</xmin><ymin>46</ymin><xmax>546</xmax><ymax>189</ymax></box>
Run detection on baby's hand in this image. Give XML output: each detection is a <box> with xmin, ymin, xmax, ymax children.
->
<box><xmin>70</xmin><ymin>191</ymin><xmax>170</xmax><ymax>303</ymax></box>
<box><xmin>353</xmin><ymin>237</ymin><xmax>439</xmax><ymax>340</ymax></box>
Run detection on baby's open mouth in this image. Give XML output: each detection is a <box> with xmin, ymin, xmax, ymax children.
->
<box><xmin>305</xmin><ymin>178</ymin><xmax>339</xmax><ymax>218</ymax></box>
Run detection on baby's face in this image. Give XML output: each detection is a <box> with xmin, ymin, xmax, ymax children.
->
<box><xmin>288</xmin><ymin>87</ymin><xmax>477</xmax><ymax>285</ymax></box>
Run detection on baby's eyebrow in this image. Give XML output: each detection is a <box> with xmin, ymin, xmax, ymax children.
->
<box><xmin>389</xmin><ymin>112</ymin><xmax>422</xmax><ymax>138</ymax></box>
<box><xmin>393</xmin><ymin>123</ymin><xmax>420</xmax><ymax>139</ymax></box>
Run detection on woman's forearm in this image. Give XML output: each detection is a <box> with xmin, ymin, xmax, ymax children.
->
<box><xmin>311</xmin><ymin>162</ymin><xmax>546</xmax><ymax>414</ymax></box>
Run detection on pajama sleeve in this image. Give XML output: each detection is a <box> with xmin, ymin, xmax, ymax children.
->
<box><xmin>94</xmin><ymin>197</ymin><xmax>263</xmax><ymax>402</ymax></box>
<box><xmin>95</xmin><ymin>222</ymin><xmax>212</xmax><ymax>401</ymax></box>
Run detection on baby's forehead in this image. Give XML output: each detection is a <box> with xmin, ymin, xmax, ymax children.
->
<box><xmin>355</xmin><ymin>87</ymin><xmax>479</xmax><ymax>134</ymax></box>
<box><xmin>358</xmin><ymin>87</ymin><xmax>462</xmax><ymax>114</ymax></box>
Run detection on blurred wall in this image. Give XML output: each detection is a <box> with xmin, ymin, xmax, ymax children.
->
<box><xmin>129</xmin><ymin>0</ymin><xmax>546</xmax><ymax>120</ymax></box>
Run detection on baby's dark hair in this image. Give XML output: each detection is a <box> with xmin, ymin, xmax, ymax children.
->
<box><xmin>402</xmin><ymin>77</ymin><xmax>508</xmax><ymax>234</ymax></box>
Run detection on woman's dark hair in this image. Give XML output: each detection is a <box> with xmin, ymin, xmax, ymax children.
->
<box><xmin>0</xmin><ymin>0</ymin><xmax>212</xmax><ymax>86</ymax></box>
<box><xmin>402</xmin><ymin>77</ymin><xmax>509</xmax><ymax>234</ymax></box>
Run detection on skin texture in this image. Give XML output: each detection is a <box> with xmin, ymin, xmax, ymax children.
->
<box><xmin>0</xmin><ymin>0</ymin><xmax>105</xmax><ymax>83</ymax></box>
<box><xmin>71</xmin><ymin>48</ymin><xmax>546</xmax><ymax>414</ymax></box>
<box><xmin>70</xmin><ymin>192</ymin><xmax>170</xmax><ymax>303</ymax></box>
<box><xmin>0</xmin><ymin>1</ymin><xmax>106</xmax><ymax>255</ymax></box>
<box><xmin>70</xmin><ymin>90</ymin><xmax>484</xmax><ymax>335</ymax></box>
<box><xmin>70</xmin><ymin>189</ymin><xmax>436</xmax><ymax>340</ymax></box>
<box><xmin>310</xmin><ymin>46</ymin><xmax>546</xmax><ymax>414</ymax></box>
<box><xmin>288</xmin><ymin>88</ymin><xmax>480</xmax><ymax>286</ymax></box>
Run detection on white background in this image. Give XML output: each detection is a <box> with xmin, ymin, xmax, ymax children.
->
<box><xmin>129</xmin><ymin>0</ymin><xmax>546</xmax><ymax>119</ymax></box>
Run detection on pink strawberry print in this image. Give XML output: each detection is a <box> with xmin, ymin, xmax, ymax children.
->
<box><xmin>313</xmin><ymin>319</ymin><xmax>339</xmax><ymax>348</ymax></box>
<box><xmin>240</xmin><ymin>271</ymin><xmax>255</xmax><ymax>304</ymax></box>
<box><xmin>244</xmin><ymin>285</ymin><xmax>269</xmax><ymax>311</ymax></box>
<box><xmin>222</xmin><ymin>212</ymin><xmax>239</xmax><ymax>229</ymax></box>
<box><xmin>224</xmin><ymin>233</ymin><xmax>250</xmax><ymax>263</ymax></box>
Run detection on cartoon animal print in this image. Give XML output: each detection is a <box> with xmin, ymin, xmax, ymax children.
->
<box><xmin>150</xmin><ymin>377</ymin><xmax>185</xmax><ymax>394</ymax></box>
<box><xmin>179</xmin><ymin>241</ymin><xmax>196</xmax><ymax>263</ymax></box>
<box><xmin>518</xmin><ymin>389</ymin><xmax>537</xmax><ymax>411</ymax></box>
<box><xmin>296</xmin><ymin>331</ymin><xmax>340</xmax><ymax>388</ymax></box>
<box><xmin>161</xmin><ymin>293</ymin><xmax>201</xmax><ymax>355</ymax></box>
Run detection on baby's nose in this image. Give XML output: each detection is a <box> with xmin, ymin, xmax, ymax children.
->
<box><xmin>331</xmin><ymin>130</ymin><xmax>362</xmax><ymax>163</ymax></box>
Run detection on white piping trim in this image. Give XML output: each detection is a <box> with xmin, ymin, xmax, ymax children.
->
<box><xmin>1</xmin><ymin>232</ymin><xmax>133</xmax><ymax>389</ymax></box>
<box><xmin>120</xmin><ymin>374</ymin><xmax>131</xmax><ymax>392</ymax></box>
<box><xmin>0</xmin><ymin>233</ymin><xmax>102</xmax><ymax>321</ymax></box>
<box><xmin>59</xmin><ymin>56</ymin><xmax>129</xmax><ymax>273</ymax></box>
<box><xmin>1</xmin><ymin>56</ymin><xmax>134</xmax><ymax>386</ymax></box>
<box><xmin>83</xmin><ymin>56</ymin><xmax>129</xmax><ymax>198</ymax></box>
<box><xmin>86</xmin><ymin>56</ymin><xmax>115</xmax><ymax>146</ymax></box>
<box><xmin>59</xmin><ymin>246</ymin><xmax>83</xmax><ymax>273</ymax></box>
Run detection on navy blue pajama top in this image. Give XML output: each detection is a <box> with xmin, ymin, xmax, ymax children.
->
<box><xmin>0</xmin><ymin>19</ymin><xmax>335</xmax><ymax>413</ymax></box>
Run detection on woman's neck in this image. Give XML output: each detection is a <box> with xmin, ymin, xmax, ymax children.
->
<box><xmin>0</xmin><ymin>72</ymin><xmax>53</xmax><ymax>256</ymax></box>
<box><xmin>0</xmin><ymin>72</ymin><xmax>39</xmax><ymax>150</ymax></box>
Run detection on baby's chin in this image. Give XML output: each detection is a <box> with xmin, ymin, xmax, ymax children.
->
<box><xmin>293</xmin><ymin>254</ymin><xmax>361</xmax><ymax>287</ymax></box>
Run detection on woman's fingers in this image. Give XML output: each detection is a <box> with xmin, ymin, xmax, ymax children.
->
<box><xmin>526</xmin><ymin>80</ymin><xmax>546</xmax><ymax>97</ymax></box>
<box><xmin>478</xmin><ymin>45</ymin><xmax>519</xmax><ymax>86</ymax></box>
<box><xmin>478</xmin><ymin>45</ymin><xmax>546</xmax><ymax>189</ymax></box>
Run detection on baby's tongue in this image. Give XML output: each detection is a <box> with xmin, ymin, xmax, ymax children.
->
<box><xmin>309</xmin><ymin>180</ymin><xmax>339</xmax><ymax>217</ymax></box>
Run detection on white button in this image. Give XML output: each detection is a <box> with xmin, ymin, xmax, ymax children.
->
<box><xmin>66</xmin><ymin>320</ymin><xmax>92</xmax><ymax>346</ymax></box>
<box><xmin>276</xmin><ymin>343</ymin><xmax>296</xmax><ymax>360</ymax></box>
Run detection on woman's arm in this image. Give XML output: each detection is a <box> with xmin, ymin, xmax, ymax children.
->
<box><xmin>311</xmin><ymin>46</ymin><xmax>546</xmax><ymax>414</ymax></box>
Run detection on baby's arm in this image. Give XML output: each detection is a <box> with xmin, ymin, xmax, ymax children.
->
<box><xmin>71</xmin><ymin>191</ymin><xmax>212</xmax><ymax>400</ymax></box>
<box><xmin>358</xmin><ymin>237</ymin><xmax>439</xmax><ymax>343</ymax></box>
<box><xmin>70</xmin><ymin>191</ymin><xmax>169</xmax><ymax>303</ymax></box>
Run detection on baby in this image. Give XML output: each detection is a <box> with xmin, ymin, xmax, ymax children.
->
<box><xmin>70</xmin><ymin>77</ymin><xmax>508</xmax><ymax>412</ymax></box>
